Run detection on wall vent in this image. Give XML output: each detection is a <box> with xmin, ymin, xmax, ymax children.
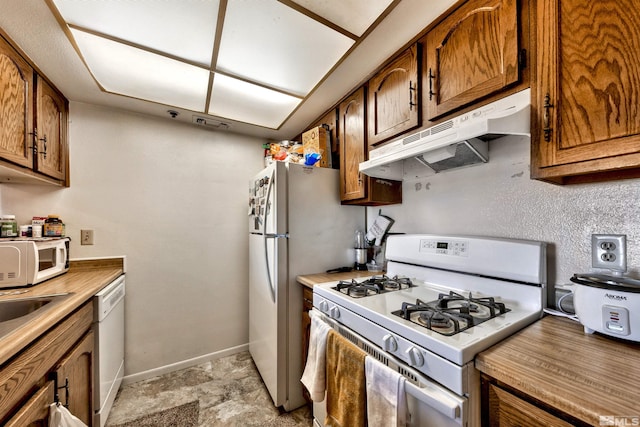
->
<box><xmin>192</xmin><ymin>116</ymin><xmax>230</xmax><ymax>130</ymax></box>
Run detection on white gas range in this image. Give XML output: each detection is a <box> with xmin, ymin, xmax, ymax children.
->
<box><xmin>312</xmin><ymin>234</ymin><xmax>547</xmax><ymax>426</ymax></box>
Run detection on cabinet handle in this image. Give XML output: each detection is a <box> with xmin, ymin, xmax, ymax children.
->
<box><xmin>543</xmin><ymin>93</ymin><xmax>554</xmax><ymax>142</ymax></box>
<box><xmin>49</xmin><ymin>371</ymin><xmax>70</xmax><ymax>408</ymax></box>
<box><xmin>27</xmin><ymin>129</ymin><xmax>47</xmax><ymax>158</ymax></box>
<box><xmin>409</xmin><ymin>81</ymin><xmax>417</xmax><ymax>110</ymax></box>
<box><xmin>40</xmin><ymin>135</ymin><xmax>47</xmax><ymax>159</ymax></box>
<box><xmin>428</xmin><ymin>68</ymin><xmax>436</xmax><ymax>101</ymax></box>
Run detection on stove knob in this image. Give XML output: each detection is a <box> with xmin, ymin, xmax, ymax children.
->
<box><xmin>406</xmin><ymin>347</ymin><xmax>424</xmax><ymax>367</ymax></box>
<box><xmin>382</xmin><ymin>334</ymin><xmax>398</xmax><ymax>352</ymax></box>
<box><xmin>329</xmin><ymin>306</ymin><xmax>341</xmax><ymax>319</ymax></box>
<box><xmin>318</xmin><ymin>300</ymin><xmax>329</xmax><ymax>313</ymax></box>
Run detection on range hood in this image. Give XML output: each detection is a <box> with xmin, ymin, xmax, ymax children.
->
<box><xmin>359</xmin><ymin>88</ymin><xmax>531</xmax><ymax>180</ymax></box>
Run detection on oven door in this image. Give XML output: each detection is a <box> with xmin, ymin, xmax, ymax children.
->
<box><xmin>313</xmin><ymin>309</ymin><xmax>468</xmax><ymax>427</ymax></box>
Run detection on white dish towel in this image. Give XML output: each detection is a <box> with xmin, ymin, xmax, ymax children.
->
<box><xmin>365</xmin><ymin>356</ymin><xmax>407</xmax><ymax>427</ymax></box>
<box><xmin>301</xmin><ymin>310</ymin><xmax>332</xmax><ymax>402</ymax></box>
<box><xmin>49</xmin><ymin>403</ymin><xmax>87</xmax><ymax>427</ymax></box>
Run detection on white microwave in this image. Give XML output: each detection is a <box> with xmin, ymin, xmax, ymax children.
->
<box><xmin>0</xmin><ymin>237</ymin><xmax>70</xmax><ymax>288</ymax></box>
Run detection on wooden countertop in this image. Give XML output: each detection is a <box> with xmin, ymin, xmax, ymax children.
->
<box><xmin>0</xmin><ymin>258</ymin><xmax>125</xmax><ymax>366</ymax></box>
<box><xmin>296</xmin><ymin>270</ymin><xmax>378</xmax><ymax>288</ymax></box>
<box><xmin>475</xmin><ymin>315</ymin><xmax>640</xmax><ymax>425</ymax></box>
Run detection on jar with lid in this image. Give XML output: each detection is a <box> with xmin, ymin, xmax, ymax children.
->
<box><xmin>44</xmin><ymin>215</ymin><xmax>65</xmax><ymax>237</ymax></box>
<box><xmin>1</xmin><ymin>215</ymin><xmax>18</xmax><ymax>238</ymax></box>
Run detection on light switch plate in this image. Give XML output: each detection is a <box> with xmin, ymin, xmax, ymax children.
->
<box><xmin>81</xmin><ymin>229</ymin><xmax>94</xmax><ymax>245</ymax></box>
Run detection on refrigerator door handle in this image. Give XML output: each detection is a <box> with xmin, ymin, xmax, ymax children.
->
<box><xmin>263</xmin><ymin>167</ymin><xmax>278</xmax><ymax>304</ymax></box>
<box><xmin>265</xmin><ymin>233</ymin><xmax>288</xmax><ymax>239</ymax></box>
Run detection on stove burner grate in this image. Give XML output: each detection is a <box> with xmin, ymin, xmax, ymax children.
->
<box><xmin>392</xmin><ymin>291</ymin><xmax>510</xmax><ymax>336</ymax></box>
<box><xmin>333</xmin><ymin>275</ymin><xmax>413</xmax><ymax>298</ymax></box>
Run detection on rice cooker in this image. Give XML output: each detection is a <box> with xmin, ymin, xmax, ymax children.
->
<box><xmin>570</xmin><ymin>273</ymin><xmax>640</xmax><ymax>342</ymax></box>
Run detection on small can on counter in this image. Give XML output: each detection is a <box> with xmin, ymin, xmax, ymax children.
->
<box><xmin>0</xmin><ymin>215</ymin><xmax>18</xmax><ymax>238</ymax></box>
<box><xmin>43</xmin><ymin>215</ymin><xmax>65</xmax><ymax>237</ymax></box>
<box><xmin>19</xmin><ymin>225</ymin><xmax>31</xmax><ymax>237</ymax></box>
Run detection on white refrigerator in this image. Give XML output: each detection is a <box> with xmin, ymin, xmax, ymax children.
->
<box><xmin>248</xmin><ymin>161</ymin><xmax>363</xmax><ymax>411</ymax></box>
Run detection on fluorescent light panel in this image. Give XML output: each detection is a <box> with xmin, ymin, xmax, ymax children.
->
<box><xmin>290</xmin><ymin>0</ymin><xmax>395</xmax><ymax>37</ymax></box>
<box><xmin>53</xmin><ymin>0</ymin><xmax>219</xmax><ymax>66</ymax></box>
<box><xmin>71</xmin><ymin>29</ymin><xmax>210</xmax><ymax>112</ymax></box>
<box><xmin>209</xmin><ymin>74</ymin><xmax>302</xmax><ymax>128</ymax></box>
<box><xmin>217</xmin><ymin>0</ymin><xmax>354</xmax><ymax>96</ymax></box>
<box><xmin>50</xmin><ymin>0</ymin><xmax>385</xmax><ymax>129</ymax></box>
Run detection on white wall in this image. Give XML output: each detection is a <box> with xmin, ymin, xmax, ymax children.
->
<box><xmin>0</xmin><ymin>102</ymin><xmax>265</xmax><ymax>377</ymax></box>
<box><xmin>369</xmin><ymin>135</ymin><xmax>640</xmax><ymax>294</ymax></box>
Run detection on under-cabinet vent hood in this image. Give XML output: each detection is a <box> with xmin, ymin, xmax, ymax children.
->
<box><xmin>359</xmin><ymin>88</ymin><xmax>531</xmax><ymax>180</ymax></box>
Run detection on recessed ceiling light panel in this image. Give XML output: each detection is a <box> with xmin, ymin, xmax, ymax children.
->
<box><xmin>53</xmin><ymin>0</ymin><xmax>219</xmax><ymax>66</ymax></box>
<box><xmin>72</xmin><ymin>29</ymin><xmax>210</xmax><ymax>112</ymax></box>
<box><xmin>217</xmin><ymin>0</ymin><xmax>354</xmax><ymax>96</ymax></box>
<box><xmin>291</xmin><ymin>0</ymin><xmax>395</xmax><ymax>37</ymax></box>
<box><xmin>209</xmin><ymin>74</ymin><xmax>302</xmax><ymax>129</ymax></box>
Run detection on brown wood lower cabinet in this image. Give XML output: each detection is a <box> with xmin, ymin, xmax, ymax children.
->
<box><xmin>4</xmin><ymin>381</ymin><xmax>55</xmax><ymax>427</ymax></box>
<box><xmin>481</xmin><ymin>375</ymin><xmax>588</xmax><ymax>427</ymax></box>
<box><xmin>0</xmin><ymin>303</ymin><xmax>94</xmax><ymax>426</ymax></box>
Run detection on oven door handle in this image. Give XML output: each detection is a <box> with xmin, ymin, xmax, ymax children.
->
<box><xmin>405</xmin><ymin>380</ymin><xmax>461</xmax><ymax>419</ymax></box>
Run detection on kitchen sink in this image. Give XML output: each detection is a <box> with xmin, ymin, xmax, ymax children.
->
<box><xmin>0</xmin><ymin>293</ymin><xmax>72</xmax><ymax>339</ymax></box>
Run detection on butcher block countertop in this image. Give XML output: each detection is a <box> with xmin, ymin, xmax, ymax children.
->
<box><xmin>475</xmin><ymin>315</ymin><xmax>640</xmax><ymax>425</ymax></box>
<box><xmin>296</xmin><ymin>270</ymin><xmax>377</xmax><ymax>289</ymax></box>
<box><xmin>0</xmin><ymin>257</ymin><xmax>124</xmax><ymax>366</ymax></box>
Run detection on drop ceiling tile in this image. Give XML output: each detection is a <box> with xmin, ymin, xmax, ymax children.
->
<box><xmin>217</xmin><ymin>0</ymin><xmax>354</xmax><ymax>96</ymax></box>
<box><xmin>209</xmin><ymin>74</ymin><xmax>302</xmax><ymax>129</ymax></box>
<box><xmin>290</xmin><ymin>0</ymin><xmax>394</xmax><ymax>36</ymax></box>
<box><xmin>72</xmin><ymin>29</ymin><xmax>210</xmax><ymax>112</ymax></box>
<box><xmin>53</xmin><ymin>0</ymin><xmax>219</xmax><ymax>66</ymax></box>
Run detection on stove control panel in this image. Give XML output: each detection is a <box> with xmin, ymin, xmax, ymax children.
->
<box><xmin>419</xmin><ymin>239</ymin><xmax>468</xmax><ymax>257</ymax></box>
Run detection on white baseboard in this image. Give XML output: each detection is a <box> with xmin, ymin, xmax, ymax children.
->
<box><xmin>121</xmin><ymin>343</ymin><xmax>249</xmax><ymax>386</ymax></box>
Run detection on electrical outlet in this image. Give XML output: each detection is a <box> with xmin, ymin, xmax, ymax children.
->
<box><xmin>592</xmin><ymin>234</ymin><xmax>626</xmax><ymax>272</ymax></box>
<box><xmin>81</xmin><ymin>229</ymin><xmax>94</xmax><ymax>245</ymax></box>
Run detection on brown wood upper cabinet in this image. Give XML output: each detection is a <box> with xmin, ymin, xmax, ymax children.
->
<box><xmin>531</xmin><ymin>0</ymin><xmax>640</xmax><ymax>184</ymax></box>
<box><xmin>340</xmin><ymin>87</ymin><xmax>402</xmax><ymax>205</ymax></box>
<box><xmin>422</xmin><ymin>0</ymin><xmax>521</xmax><ymax>121</ymax></box>
<box><xmin>367</xmin><ymin>43</ymin><xmax>420</xmax><ymax>147</ymax></box>
<box><xmin>0</xmin><ymin>35</ymin><xmax>34</xmax><ymax>169</ymax></box>
<box><xmin>0</xmin><ymin>34</ymin><xmax>68</xmax><ymax>185</ymax></box>
<box><xmin>35</xmin><ymin>76</ymin><xmax>68</xmax><ymax>181</ymax></box>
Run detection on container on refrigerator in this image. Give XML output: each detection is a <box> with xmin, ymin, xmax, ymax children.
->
<box><xmin>248</xmin><ymin>161</ymin><xmax>363</xmax><ymax>411</ymax></box>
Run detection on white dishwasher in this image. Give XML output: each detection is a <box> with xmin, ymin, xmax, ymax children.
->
<box><xmin>93</xmin><ymin>274</ymin><xmax>125</xmax><ymax>427</ymax></box>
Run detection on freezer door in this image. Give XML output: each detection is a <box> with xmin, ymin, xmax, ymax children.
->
<box><xmin>248</xmin><ymin>162</ymin><xmax>287</xmax><ymax>235</ymax></box>
<box><xmin>249</xmin><ymin>232</ymin><xmax>288</xmax><ymax>408</ymax></box>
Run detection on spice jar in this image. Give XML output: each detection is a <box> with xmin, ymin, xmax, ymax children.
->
<box><xmin>44</xmin><ymin>215</ymin><xmax>65</xmax><ymax>237</ymax></box>
<box><xmin>1</xmin><ymin>215</ymin><xmax>18</xmax><ymax>238</ymax></box>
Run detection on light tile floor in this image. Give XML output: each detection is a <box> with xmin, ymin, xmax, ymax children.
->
<box><xmin>105</xmin><ymin>351</ymin><xmax>313</xmax><ymax>426</ymax></box>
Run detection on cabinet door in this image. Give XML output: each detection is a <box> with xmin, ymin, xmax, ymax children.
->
<box><xmin>486</xmin><ymin>383</ymin><xmax>575</xmax><ymax>427</ymax></box>
<box><xmin>340</xmin><ymin>87</ymin><xmax>367</xmax><ymax>201</ymax></box>
<box><xmin>54</xmin><ymin>330</ymin><xmax>94</xmax><ymax>426</ymax></box>
<box><xmin>4</xmin><ymin>381</ymin><xmax>54</xmax><ymax>427</ymax></box>
<box><xmin>339</xmin><ymin>87</ymin><xmax>402</xmax><ymax>205</ymax></box>
<box><xmin>35</xmin><ymin>75</ymin><xmax>67</xmax><ymax>181</ymax></box>
<box><xmin>423</xmin><ymin>0</ymin><xmax>520</xmax><ymax>120</ymax></box>
<box><xmin>0</xmin><ymin>35</ymin><xmax>34</xmax><ymax>168</ymax></box>
<box><xmin>531</xmin><ymin>0</ymin><xmax>640</xmax><ymax>183</ymax></box>
<box><xmin>367</xmin><ymin>43</ymin><xmax>420</xmax><ymax>146</ymax></box>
